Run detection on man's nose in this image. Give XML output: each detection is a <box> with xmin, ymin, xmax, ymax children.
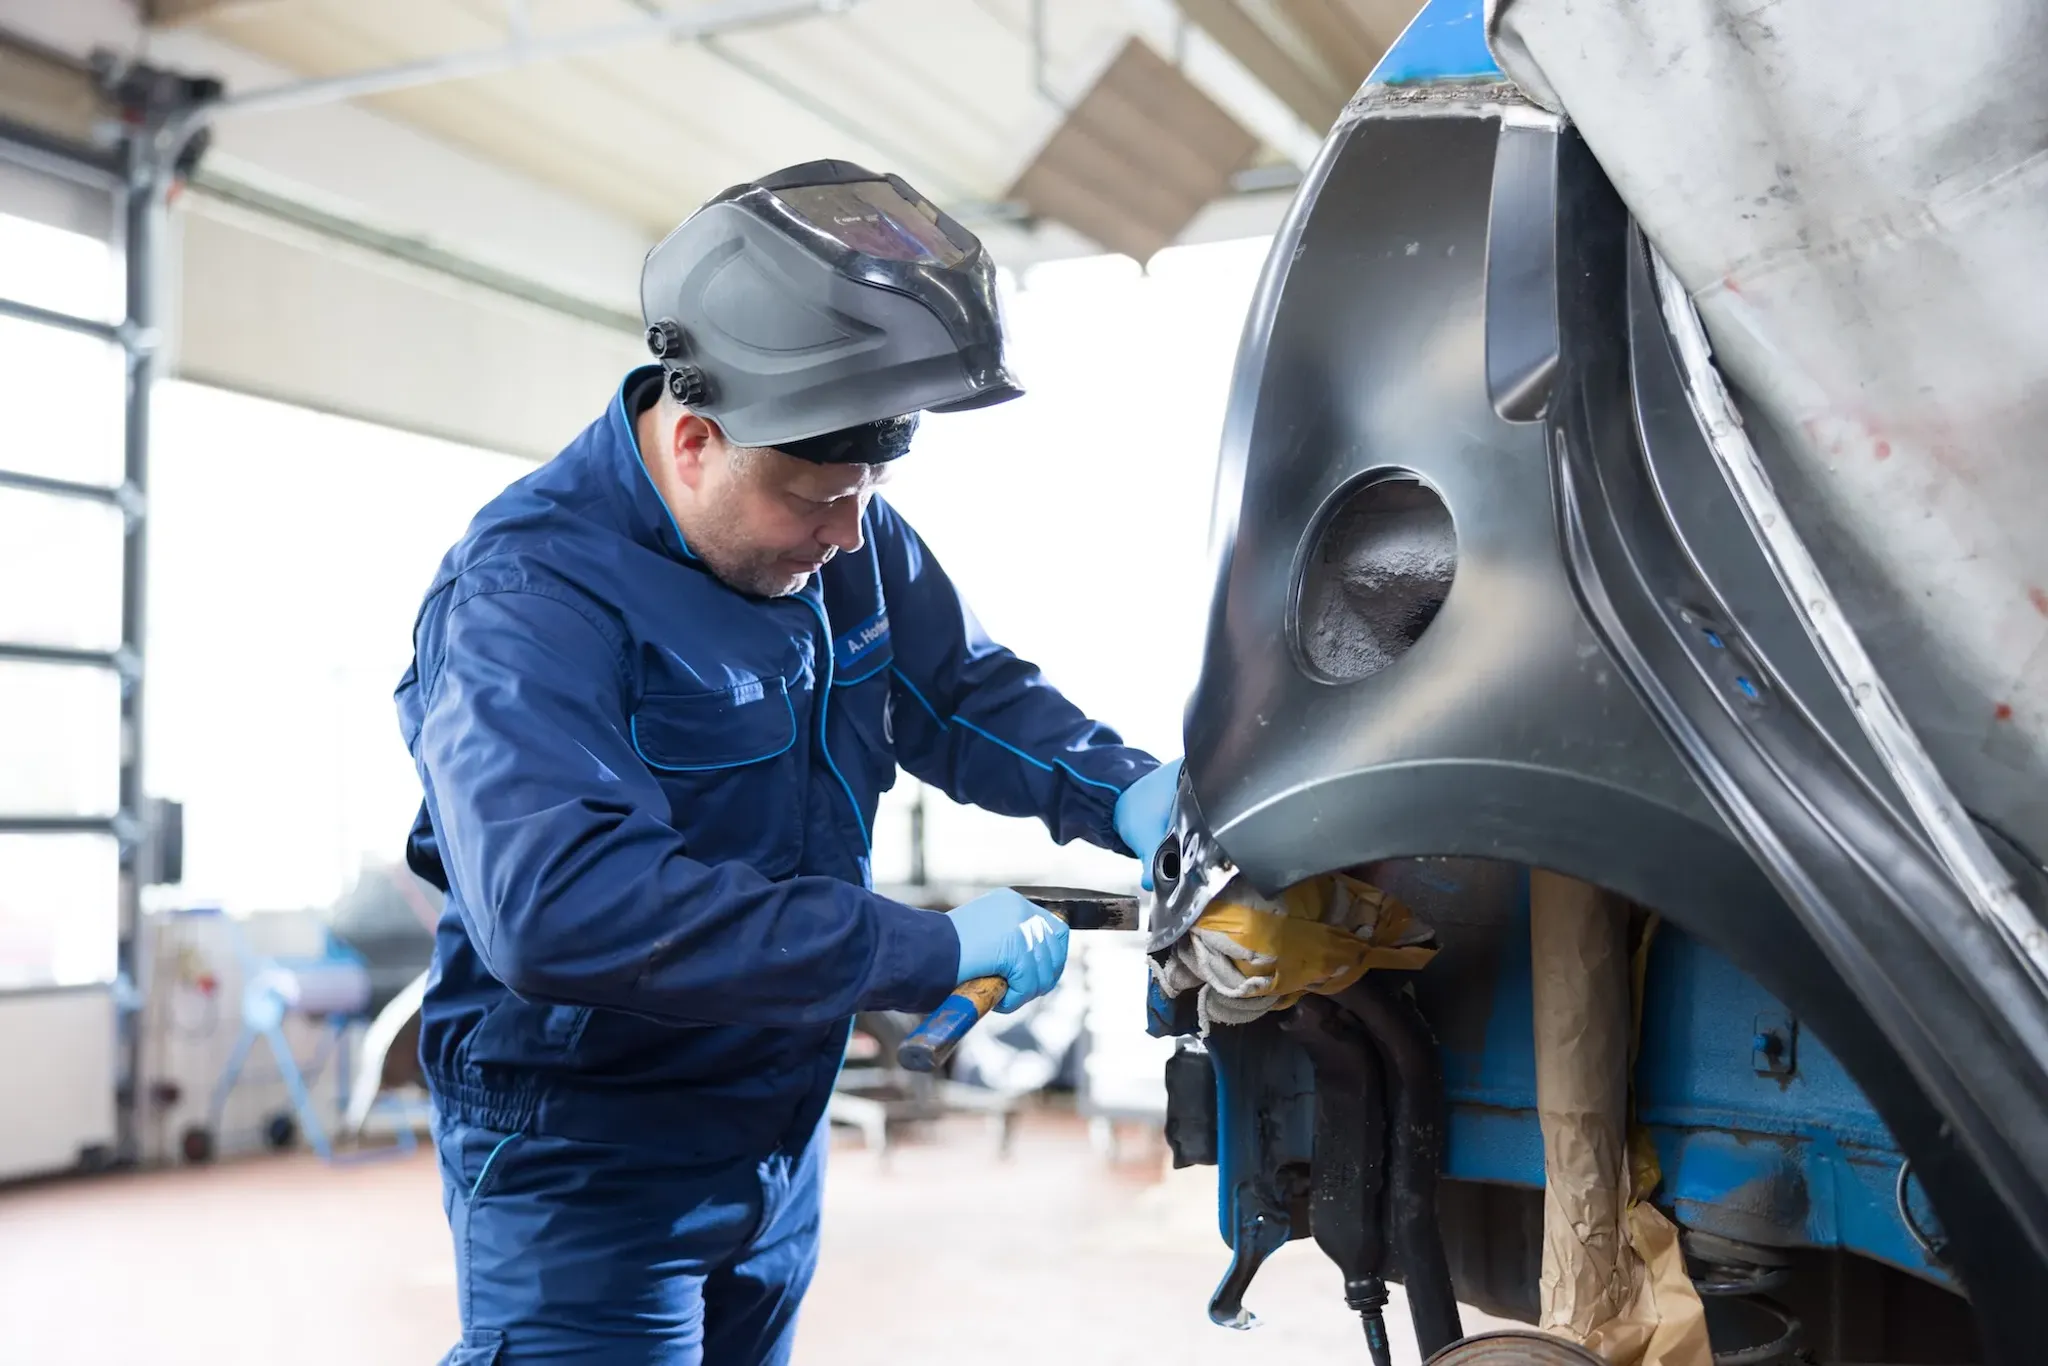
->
<box><xmin>820</xmin><ymin>501</ymin><xmax>864</xmax><ymax>554</ymax></box>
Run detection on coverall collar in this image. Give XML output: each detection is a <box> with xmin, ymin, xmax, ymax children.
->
<box><xmin>608</xmin><ymin>366</ymin><xmax>700</xmax><ymax>567</ymax></box>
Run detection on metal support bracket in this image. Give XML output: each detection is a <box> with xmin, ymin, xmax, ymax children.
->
<box><xmin>1752</xmin><ymin>1011</ymin><xmax>1798</xmax><ymax>1078</ymax></box>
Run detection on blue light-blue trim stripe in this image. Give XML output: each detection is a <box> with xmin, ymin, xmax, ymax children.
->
<box><xmin>629</xmin><ymin>686</ymin><xmax>798</xmax><ymax>772</ymax></box>
<box><xmin>888</xmin><ymin>666</ymin><xmax>1126</xmax><ymax>797</ymax></box>
<box><xmin>833</xmin><ymin>656</ymin><xmax>893</xmax><ymax>688</ymax></box>
<box><xmin>470</xmin><ymin>1131</ymin><xmax>522</xmax><ymax>1201</ymax></box>
<box><xmin>612</xmin><ymin>372</ymin><xmax>699</xmax><ymax>562</ymax></box>
<box><xmin>803</xmin><ymin>595</ymin><xmax>871</xmax><ymax>852</ymax></box>
<box><xmin>892</xmin><ymin>667</ymin><xmax>945</xmax><ymax>727</ymax></box>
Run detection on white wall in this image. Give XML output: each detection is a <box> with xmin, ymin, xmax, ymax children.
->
<box><xmin>174</xmin><ymin>193</ymin><xmax>645</xmax><ymax>460</ymax></box>
<box><xmin>0</xmin><ymin>989</ymin><xmax>117</xmax><ymax>1180</ymax></box>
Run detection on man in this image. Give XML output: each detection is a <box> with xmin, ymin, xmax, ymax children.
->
<box><xmin>396</xmin><ymin>159</ymin><xmax>1183</xmax><ymax>1365</ymax></box>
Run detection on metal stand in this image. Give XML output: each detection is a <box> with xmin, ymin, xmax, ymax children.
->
<box><xmin>204</xmin><ymin>1002</ymin><xmax>356</xmax><ymax>1161</ymax></box>
<box><xmin>198</xmin><ymin>919</ymin><xmax>416</xmax><ymax>1166</ymax></box>
<box><xmin>827</xmin><ymin>1012</ymin><xmax>1024</xmax><ymax>1164</ymax></box>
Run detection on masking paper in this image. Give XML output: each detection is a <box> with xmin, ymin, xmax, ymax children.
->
<box><xmin>1531</xmin><ymin>869</ymin><xmax>1711</xmax><ymax>1366</ymax></box>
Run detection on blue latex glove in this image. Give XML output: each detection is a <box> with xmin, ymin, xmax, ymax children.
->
<box><xmin>948</xmin><ymin>888</ymin><xmax>1071</xmax><ymax>1013</ymax></box>
<box><xmin>1114</xmin><ymin>757</ymin><xmax>1183</xmax><ymax>890</ymax></box>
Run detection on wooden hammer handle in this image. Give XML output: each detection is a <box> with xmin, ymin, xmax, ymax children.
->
<box><xmin>894</xmin><ymin>890</ymin><xmax>1134</xmax><ymax>1074</ymax></box>
<box><xmin>897</xmin><ymin>974</ymin><xmax>1007</xmax><ymax>1073</ymax></box>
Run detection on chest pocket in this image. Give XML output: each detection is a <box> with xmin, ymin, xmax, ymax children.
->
<box><xmin>632</xmin><ymin>677</ymin><xmax>803</xmax><ymax>878</ymax></box>
<box><xmin>834</xmin><ymin>672</ymin><xmax>897</xmax><ymax>785</ymax></box>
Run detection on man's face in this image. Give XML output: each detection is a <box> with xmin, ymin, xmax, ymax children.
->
<box><xmin>676</xmin><ymin>424</ymin><xmax>891</xmax><ymax>599</ymax></box>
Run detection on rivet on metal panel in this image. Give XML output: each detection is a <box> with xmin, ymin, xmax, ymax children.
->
<box><xmin>1751</xmin><ymin>1011</ymin><xmax>1797</xmax><ymax>1077</ymax></box>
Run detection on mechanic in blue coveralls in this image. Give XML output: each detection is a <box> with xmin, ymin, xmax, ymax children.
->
<box><xmin>396</xmin><ymin>159</ymin><xmax>1183</xmax><ymax>1365</ymax></box>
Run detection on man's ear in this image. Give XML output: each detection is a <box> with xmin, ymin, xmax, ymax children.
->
<box><xmin>671</xmin><ymin>411</ymin><xmax>719</xmax><ymax>492</ymax></box>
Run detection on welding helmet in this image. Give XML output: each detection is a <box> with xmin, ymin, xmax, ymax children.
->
<box><xmin>639</xmin><ymin>159</ymin><xmax>1023</xmax><ymax>463</ymax></box>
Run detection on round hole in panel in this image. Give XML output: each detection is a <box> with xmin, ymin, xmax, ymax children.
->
<box><xmin>1294</xmin><ymin>473</ymin><xmax>1456</xmax><ymax>684</ymax></box>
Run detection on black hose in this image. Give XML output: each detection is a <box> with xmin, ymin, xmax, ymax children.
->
<box><xmin>1287</xmin><ymin>998</ymin><xmax>1394</xmax><ymax>1365</ymax></box>
<box><xmin>1358</xmin><ymin>1283</ymin><xmax>1395</xmax><ymax>1366</ymax></box>
<box><xmin>1333</xmin><ymin>975</ymin><xmax>1464</xmax><ymax>1358</ymax></box>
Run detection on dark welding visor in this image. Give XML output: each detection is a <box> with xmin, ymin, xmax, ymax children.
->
<box><xmin>779</xmin><ymin>413</ymin><xmax>919</xmax><ymax>466</ymax></box>
<box><xmin>639</xmin><ymin>160</ymin><xmax>1024</xmax><ymax>451</ymax></box>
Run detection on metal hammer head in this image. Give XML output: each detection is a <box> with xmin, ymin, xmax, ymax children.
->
<box><xmin>1011</xmin><ymin>886</ymin><xmax>1142</xmax><ymax>932</ymax></box>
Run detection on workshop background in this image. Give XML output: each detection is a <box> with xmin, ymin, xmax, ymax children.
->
<box><xmin>0</xmin><ymin>0</ymin><xmax>1515</xmax><ymax>1362</ymax></box>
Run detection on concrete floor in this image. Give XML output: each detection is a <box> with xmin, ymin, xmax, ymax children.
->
<box><xmin>0</xmin><ymin>1109</ymin><xmax>1514</xmax><ymax>1364</ymax></box>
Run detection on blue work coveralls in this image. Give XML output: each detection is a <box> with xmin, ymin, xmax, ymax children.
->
<box><xmin>397</xmin><ymin>369</ymin><xmax>1158</xmax><ymax>1365</ymax></box>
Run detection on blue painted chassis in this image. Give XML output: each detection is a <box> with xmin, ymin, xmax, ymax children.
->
<box><xmin>1443</xmin><ymin>880</ymin><xmax>1941</xmax><ymax>1284</ymax></box>
<box><xmin>1151</xmin><ymin>871</ymin><xmax>1946</xmax><ymax>1298</ymax></box>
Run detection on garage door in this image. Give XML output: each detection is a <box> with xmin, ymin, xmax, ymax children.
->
<box><xmin>0</xmin><ymin>126</ymin><xmax>132</xmax><ymax>1180</ymax></box>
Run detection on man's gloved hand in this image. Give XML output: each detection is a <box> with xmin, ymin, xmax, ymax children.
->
<box><xmin>1114</xmin><ymin>757</ymin><xmax>1183</xmax><ymax>890</ymax></box>
<box><xmin>947</xmin><ymin>888</ymin><xmax>1070</xmax><ymax>1013</ymax></box>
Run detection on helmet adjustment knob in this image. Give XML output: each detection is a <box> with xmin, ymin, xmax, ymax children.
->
<box><xmin>645</xmin><ymin>319</ymin><xmax>685</xmax><ymax>359</ymax></box>
<box><xmin>667</xmin><ymin>365</ymin><xmax>710</xmax><ymax>406</ymax></box>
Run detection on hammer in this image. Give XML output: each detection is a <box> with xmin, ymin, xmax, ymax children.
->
<box><xmin>896</xmin><ymin>885</ymin><xmax>1142</xmax><ymax>1073</ymax></box>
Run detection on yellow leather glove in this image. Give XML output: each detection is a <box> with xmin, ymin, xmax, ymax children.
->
<box><xmin>1154</xmin><ymin>872</ymin><xmax>1437</xmax><ymax>1030</ymax></box>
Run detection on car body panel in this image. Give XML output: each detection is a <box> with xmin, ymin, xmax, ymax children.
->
<box><xmin>1157</xmin><ymin>6</ymin><xmax>2048</xmax><ymax>1357</ymax></box>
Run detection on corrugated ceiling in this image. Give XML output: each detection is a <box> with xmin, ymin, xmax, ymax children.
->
<box><xmin>188</xmin><ymin>0</ymin><xmax>1145</xmax><ymax>233</ymax></box>
<box><xmin>173</xmin><ymin>0</ymin><xmax>1423</xmax><ymax>256</ymax></box>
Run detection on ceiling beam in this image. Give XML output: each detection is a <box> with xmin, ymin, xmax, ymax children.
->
<box><xmin>1335</xmin><ymin>0</ymin><xmax>1428</xmax><ymax>50</ymax></box>
<box><xmin>1171</xmin><ymin>0</ymin><xmax>1350</xmax><ymax>132</ymax></box>
<box><xmin>0</xmin><ymin>28</ymin><xmax>104</xmax><ymax>144</ymax></box>
<box><xmin>206</xmin><ymin>0</ymin><xmax>849</xmax><ymax>120</ymax></box>
<box><xmin>1007</xmin><ymin>37</ymin><xmax>1260</xmax><ymax>263</ymax></box>
<box><xmin>1271</xmin><ymin>0</ymin><xmax>1392</xmax><ymax>90</ymax></box>
<box><xmin>185</xmin><ymin>165</ymin><xmax>641</xmax><ymax>333</ymax></box>
<box><xmin>142</xmin><ymin>0</ymin><xmax>297</xmax><ymax>27</ymax></box>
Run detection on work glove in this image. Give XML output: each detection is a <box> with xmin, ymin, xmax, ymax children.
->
<box><xmin>1114</xmin><ymin>756</ymin><xmax>1183</xmax><ymax>890</ymax></box>
<box><xmin>1152</xmin><ymin>872</ymin><xmax>1438</xmax><ymax>1033</ymax></box>
<box><xmin>947</xmin><ymin>887</ymin><xmax>1070</xmax><ymax>1013</ymax></box>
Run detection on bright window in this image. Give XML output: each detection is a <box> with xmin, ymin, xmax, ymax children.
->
<box><xmin>0</xmin><ymin>210</ymin><xmax>125</xmax><ymax>989</ymax></box>
<box><xmin>144</xmin><ymin>383</ymin><xmax>526</xmax><ymax>914</ymax></box>
<box><xmin>871</xmin><ymin>237</ymin><xmax>1269</xmax><ymax>889</ymax></box>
